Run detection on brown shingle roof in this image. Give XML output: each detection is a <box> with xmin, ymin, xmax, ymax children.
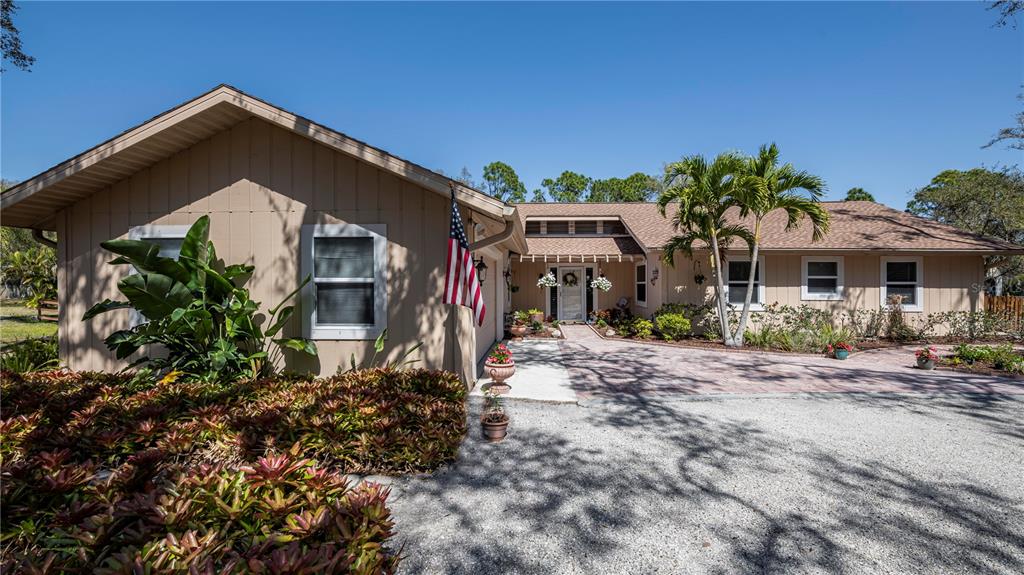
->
<box><xmin>514</xmin><ymin>201</ymin><xmax>1024</xmax><ymax>253</ymax></box>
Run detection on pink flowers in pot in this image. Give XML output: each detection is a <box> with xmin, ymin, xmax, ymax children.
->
<box><xmin>915</xmin><ymin>346</ymin><xmax>939</xmax><ymax>361</ymax></box>
<box><xmin>487</xmin><ymin>343</ymin><xmax>514</xmax><ymax>365</ymax></box>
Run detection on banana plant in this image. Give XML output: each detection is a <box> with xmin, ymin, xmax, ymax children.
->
<box><xmin>84</xmin><ymin>216</ymin><xmax>317</xmax><ymax>382</ymax></box>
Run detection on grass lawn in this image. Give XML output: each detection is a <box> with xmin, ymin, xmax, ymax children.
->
<box><xmin>1</xmin><ymin>298</ymin><xmax>57</xmax><ymax>344</ymax></box>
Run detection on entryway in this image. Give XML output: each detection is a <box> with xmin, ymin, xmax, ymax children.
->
<box><xmin>557</xmin><ymin>266</ymin><xmax>585</xmax><ymax>322</ymax></box>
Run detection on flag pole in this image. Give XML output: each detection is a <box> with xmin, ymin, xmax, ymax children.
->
<box><xmin>447</xmin><ymin>182</ymin><xmax>457</xmax><ymax>376</ymax></box>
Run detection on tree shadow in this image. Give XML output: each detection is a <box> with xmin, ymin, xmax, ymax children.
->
<box><xmin>388</xmin><ymin>394</ymin><xmax>1024</xmax><ymax>574</ymax></box>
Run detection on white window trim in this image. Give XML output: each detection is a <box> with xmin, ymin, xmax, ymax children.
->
<box><xmin>126</xmin><ymin>225</ymin><xmax>190</xmax><ymax>326</ymax></box>
<box><xmin>801</xmin><ymin>256</ymin><xmax>844</xmax><ymax>301</ymax></box>
<box><xmin>635</xmin><ymin>262</ymin><xmax>647</xmax><ymax>308</ymax></box>
<box><xmin>301</xmin><ymin>223</ymin><xmax>388</xmax><ymax>340</ymax></box>
<box><xmin>724</xmin><ymin>255</ymin><xmax>766</xmax><ymax>312</ymax></box>
<box><xmin>880</xmin><ymin>256</ymin><xmax>924</xmax><ymax>312</ymax></box>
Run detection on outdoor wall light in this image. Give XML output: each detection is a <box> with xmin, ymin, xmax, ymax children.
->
<box><xmin>474</xmin><ymin>257</ymin><xmax>488</xmax><ymax>285</ymax></box>
<box><xmin>650</xmin><ymin>267</ymin><xmax>659</xmax><ymax>285</ymax></box>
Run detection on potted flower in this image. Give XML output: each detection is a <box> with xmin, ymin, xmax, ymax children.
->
<box><xmin>481</xmin><ymin>388</ymin><xmax>509</xmax><ymax>442</ymax></box>
<box><xmin>509</xmin><ymin>311</ymin><xmax>529</xmax><ymax>338</ymax></box>
<box><xmin>915</xmin><ymin>346</ymin><xmax>939</xmax><ymax>370</ymax></box>
<box><xmin>485</xmin><ymin>343</ymin><xmax>515</xmax><ymax>394</ymax></box>
<box><xmin>590</xmin><ymin>275</ymin><xmax>613</xmax><ymax>292</ymax></box>
<box><xmin>537</xmin><ymin>272</ymin><xmax>558</xmax><ymax>289</ymax></box>
<box><xmin>526</xmin><ymin>307</ymin><xmax>544</xmax><ymax>325</ymax></box>
<box><xmin>827</xmin><ymin>342</ymin><xmax>854</xmax><ymax>360</ymax></box>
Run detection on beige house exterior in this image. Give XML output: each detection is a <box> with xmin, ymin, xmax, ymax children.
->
<box><xmin>4</xmin><ymin>86</ymin><xmax>1022</xmax><ymax>380</ymax></box>
<box><xmin>1</xmin><ymin>86</ymin><xmax>525</xmax><ymax>382</ymax></box>
<box><xmin>511</xmin><ymin>202</ymin><xmax>1023</xmax><ymax>330</ymax></box>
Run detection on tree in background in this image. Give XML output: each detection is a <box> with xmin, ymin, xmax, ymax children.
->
<box><xmin>1</xmin><ymin>0</ymin><xmax>34</xmax><ymax>72</ymax></box>
<box><xmin>907</xmin><ymin>167</ymin><xmax>1024</xmax><ymax>294</ymax></box>
<box><xmin>530</xmin><ymin>188</ymin><xmax>545</xmax><ymax>202</ymax></box>
<box><xmin>984</xmin><ymin>91</ymin><xmax>1023</xmax><ymax>151</ymax></box>
<box><xmin>588</xmin><ymin>172</ymin><xmax>660</xmax><ymax>202</ymax></box>
<box><xmin>658</xmin><ymin>152</ymin><xmax>752</xmax><ymax>345</ymax></box>
<box><xmin>990</xmin><ymin>0</ymin><xmax>1022</xmax><ymax>27</ymax></box>
<box><xmin>481</xmin><ymin>161</ymin><xmax>528</xmax><ymax>203</ymax></box>
<box><xmin>456</xmin><ymin>167</ymin><xmax>477</xmax><ymax>188</ymax></box>
<box><xmin>541</xmin><ymin>171</ymin><xmax>591</xmax><ymax>203</ymax></box>
<box><xmin>844</xmin><ymin>187</ymin><xmax>875</xmax><ymax>202</ymax></box>
<box><xmin>730</xmin><ymin>144</ymin><xmax>829</xmax><ymax>345</ymax></box>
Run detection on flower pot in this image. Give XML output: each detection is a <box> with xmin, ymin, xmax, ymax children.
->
<box><xmin>481</xmin><ymin>414</ymin><xmax>509</xmax><ymax>442</ymax></box>
<box><xmin>509</xmin><ymin>325</ymin><xmax>528</xmax><ymax>338</ymax></box>
<box><xmin>530</xmin><ymin>312</ymin><xmax>544</xmax><ymax>324</ymax></box>
<box><xmin>834</xmin><ymin>349</ymin><xmax>850</xmax><ymax>360</ymax></box>
<box><xmin>917</xmin><ymin>357</ymin><xmax>936</xmax><ymax>370</ymax></box>
<box><xmin>485</xmin><ymin>361</ymin><xmax>515</xmax><ymax>393</ymax></box>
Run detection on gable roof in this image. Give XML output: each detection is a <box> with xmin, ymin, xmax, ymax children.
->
<box><xmin>515</xmin><ymin>201</ymin><xmax>1024</xmax><ymax>254</ymax></box>
<box><xmin>2</xmin><ymin>84</ymin><xmax>513</xmax><ymax>230</ymax></box>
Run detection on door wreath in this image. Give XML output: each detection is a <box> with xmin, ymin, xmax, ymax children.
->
<box><xmin>562</xmin><ymin>271</ymin><xmax>579</xmax><ymax>287</ymax></box>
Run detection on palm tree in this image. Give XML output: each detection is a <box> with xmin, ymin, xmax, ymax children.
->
<box><xmin>730</xmin><ymin>143</ymin><xmax>830</xmax><ymax>346</ymax></box>
<box><xmin>658</xmin><ymin>152</ymin><xmax>753</xmax><ymax>344</ymax></box>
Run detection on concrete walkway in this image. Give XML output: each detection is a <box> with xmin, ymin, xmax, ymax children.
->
<box><xmin>558</xmin><ymin>325</ymin><xmax>1024</xmax><ymax>399</ymax></box>
<box><xmin>471</xmin><ymin>338</ymin><xmax>577</xmax><ymax>403</ymax></box>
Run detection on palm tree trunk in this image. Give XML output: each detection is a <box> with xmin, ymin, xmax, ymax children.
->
<box><xmin>708</xmin><ymin>233</ymin><xmax>733</xmax><ymax>345</ymax></box>
<box><xmin>733</xmin><ymin>229</ymin><xmax>761</xmax><ymax>348</ymax></box>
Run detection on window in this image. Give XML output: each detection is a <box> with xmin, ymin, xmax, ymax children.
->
<box><xmin>635</xmin><ymin>263</ymin><xmax>647</xmax><ymax>307</ymax></box>
<box><xmin>603</xmin><ymin>220</ymin><xmax>627</xmax><ymax>235</ymax></box>
<box><xmin>301</xmin><ymin>224</ymin><xmax>388</xmax><ymax>339</ymax></box>
<box><xmin>127</xmin><ymin>225</ymin><xmax>189</xmax><ymax>326</ymax></box>
<box><xmin>128</xmin><ymin>225</ymin><xmax>189</xmax><ymax>258</ymax></box>
<box><xmin>573</xmin><ymin>220</ymin><xmax>598</xmax><ymax>235</ymax></box>
<box><xmin>545</xmin><ymin>221</ymin><xmax>569</xmax><ymax>235</ymax></box>
<box><xmin>801</xmin><ymin>256</ymin><xmax>844</xmax><ymax>301</ymax></box>
<box><xmin>881</xmin><ymin>256</ymin><xmax>923</xmax><ymax>312</ymax></box>
<box><xmin>725</xmin><ymin>256</ymin><xmax>765</xmax><ymax>310</ymax></box>
<box><xmin>525</xmin><ymin>221</ymin><xmax>542</xmax><ymax>235</ymax></box>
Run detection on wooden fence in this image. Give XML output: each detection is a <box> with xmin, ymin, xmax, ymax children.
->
<box><xmin>985</xmin><ymin>295</ymin><xmax>1024</xmax><ymax>331</ymax></box>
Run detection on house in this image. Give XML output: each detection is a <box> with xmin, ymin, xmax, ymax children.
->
<box><xmin>4</xmin><ymin>85</ymin><xmax>1022</xmax><ymax>380</ymax></box>
<box><xmin>509</xmin><ymin>202</ymin><xmax>1024</xmax><ymax>326</ymax></box>
<box><xmin>1</xmin><ymin>85</ymin><xmax>526</xmax><ymax>381</ymax></box>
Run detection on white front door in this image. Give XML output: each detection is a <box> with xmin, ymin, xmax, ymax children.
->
<box><xmin>558</xmin><ymin>267</ymin><xmax>585</xmax><ymax>321</ymax></box>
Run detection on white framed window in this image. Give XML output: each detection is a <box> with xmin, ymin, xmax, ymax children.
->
<box><xmin>128</xmin><ymin>225</ymin><xmax>190</xmax><ymax>258</ymax></box>
<box><xmin>801</xmin><ymin>256</ymin><xmax>844</xmax><ymax>301</ymax></box>
<box><xmin>635</xmin><ymin>262</ymin><xmax>647</xmax><ymax>307</ymax></box>
<box><xmin>301</xmin><ymin>223</ymin><xmax>388</xmax><ymax>340</ymax></box>
<box><xmin>880</xmin><ymin>256</ymin><xmax>923</xmax><ymax>312</ymax></box>
<box><xmin>724</xmin><ymin>256</ymin><xmax>766</xmax><ymax>311</ymax></box>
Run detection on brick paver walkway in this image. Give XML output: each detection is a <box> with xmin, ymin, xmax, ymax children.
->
<box><xmin>558</xmin><ymin>325</ymin><xmax>1024</xmax><ymax>399</ymax></box>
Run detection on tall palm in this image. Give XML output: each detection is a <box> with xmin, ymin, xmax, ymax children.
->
<box><xmin>658</xmin><ymin>152</ymin><xmax>753</xmax><ymax>344</ymax></box>
<box><xmin>730</xmin><ymin>143</ymin><xmax>830</xmax><ymax>346</ymax></box>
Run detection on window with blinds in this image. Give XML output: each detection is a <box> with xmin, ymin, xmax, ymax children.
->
<box><xmin>302</xmin><ymin>224</ymin><xmax>388</xmax><ymax>340</ymax></box>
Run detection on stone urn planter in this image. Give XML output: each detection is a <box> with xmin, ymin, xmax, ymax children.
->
<box><xmin>485</xmin><ymin>361</ymin><xmax>515</xmax><ymax>394</ymax></box>
<box><xmin>917</xmin><ymin>357</ymin><xmax>936</xmax><ymax>370</ymax></box>
<box><xmin>509</xmin><ymin>325</ymin><xmax>528</xmax><ymax>339</ymax></box>
<box><xmin>915</xmin><ymin>346</ymin><xmax>938</xmax><ymax>370</ymax></box>
<box><xmin>530</xmin><ymin>311</ymin><xmax>544</xmax><ymax>324</ymax></box>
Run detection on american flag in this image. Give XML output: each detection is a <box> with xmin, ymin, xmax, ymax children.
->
<box><xmin>443</xmin><ymin>187</ymin><xmax>486</xmax><ymax>326</ymax></box>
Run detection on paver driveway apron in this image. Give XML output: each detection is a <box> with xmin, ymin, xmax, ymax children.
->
<box><xmin>556</xmin><ymin>325</ymin><xmax>1024</xmax><ymax>399</ymax></box>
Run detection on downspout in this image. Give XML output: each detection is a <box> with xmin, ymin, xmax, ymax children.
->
<box><xmin>32</xmin><ymin>228</ymin><xmax>56</xmax><ymax>249</ymax></box>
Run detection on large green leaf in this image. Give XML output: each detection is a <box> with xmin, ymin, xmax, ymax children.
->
<box><xmin>179</xmin><ymin>216</ymin><xmax>210</xmax><ymax>271</ymax></box>
<box><xmin>265</xmin><ymin>306</ymin><xmax>294</xmax><ymax>338</ymax></box>
<box><xmin>101</xmin><ymin>240</ymin><xmax>190</xmax><ymax>284</ymax></box>
<box><xmin>274</xmin><ymin>337</ymin><xmax>318</xmax><ymax>356</ymax></box>
<box><xmin>118</xmin><ymin>273</ymin><xmax>194</xmax><ymax>320</ymax></box>
<box><xmin>82</xmin><ymin>299</ymin><xmax>132</xmax><ymax>320</ymax></box>
<box><xmin>104</xmin><ymin>329</ymin><xmax>142</xmax><ymax>359</ymax></box>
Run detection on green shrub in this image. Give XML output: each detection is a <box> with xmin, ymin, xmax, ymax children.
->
<box><xmin>83</xmin><ymin>216</ymin><xmax>316</xmax><ymax>383</ymax></box>
<box><xmin>2</xmin><ymin>247</ymin><xmax>57</xmax><ymax>308</ymax></box>
<box><xmin>655</xmin><ymin>313</ymin><xmax>691</xmax><ymax>341</ymax></box>
<box><xmin>953</xmin><ymin>343</ymin><xmax>1023</xmax><ymax>373</ymax></box>
<box><xmin>0</xmin><ymin>337</ymin><xmax>58</xmax><ymax>372</ymax></box>
<box><xmin>631</xmin><ymin>318</ymin><xmax>654</xmax><ymax>339</ymax></box>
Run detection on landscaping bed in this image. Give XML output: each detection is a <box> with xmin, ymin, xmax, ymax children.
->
<box><xmin>937</xmin><ymin>343</ymin><xmax>1024</xmax><ymax>378</ymax></box>
<box><xmin>0</xmin><ymin>367</ymin><xmax>466</xmax><ymax>573</ymax></box>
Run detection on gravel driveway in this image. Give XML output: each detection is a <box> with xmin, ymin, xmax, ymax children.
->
<box><xmin>388</xmin><ymin>393</ymin><xmax>1024</xmax><ymax>574</ymax></box>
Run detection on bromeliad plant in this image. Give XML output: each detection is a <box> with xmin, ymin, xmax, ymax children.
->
<box><xmin>83</xmin><ymin>216</ymin><xmax>317</xmax><ymax>382</ymax></box>
<box><xmin>487</xmin><ymin>343</ymin><xmax>514</xmax><ymax>365</ymax></box>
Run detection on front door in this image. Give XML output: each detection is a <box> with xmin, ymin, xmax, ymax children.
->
<box><xmin>557</xmin><ymin>267</ymin><xmax>585</xmax><ymax>321</ymax></box>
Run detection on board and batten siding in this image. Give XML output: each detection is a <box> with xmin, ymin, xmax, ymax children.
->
<box><xmin>653</xmin><ymin>252</ymin><xmax>985</xmax><ymax>331</ymax></box>
<box><xmin>56</xmin><ymin>117</ymin><xmax>479</xmax><ymax>379</ymax></box>
<box><xmin>509</xmin><ymin>260</ymin><xmax>638</xmax><ymax>317</ymax></box>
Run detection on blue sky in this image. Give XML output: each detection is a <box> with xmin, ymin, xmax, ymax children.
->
<box><xmin>2</xmin><ymin>1</ymin><xmax>1021</xmax><ymax>209</ymax></box>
